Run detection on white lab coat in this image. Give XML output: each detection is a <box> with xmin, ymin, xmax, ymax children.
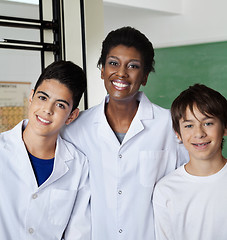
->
<box><xmin>0</xmin><ymin>120</ymin><xmax>91</xmax><ymax>240</ymax></box>
<box><xmin>62</xmin><ymin>92</ymin><xmax>189</xmax><ymax>240</ymax></box>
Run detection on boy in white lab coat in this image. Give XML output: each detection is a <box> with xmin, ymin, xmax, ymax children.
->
<box><xmin>153</xmin><ymin>84</ymin><xmax>227</xmax><ymax>240</ymax></box>
<box><xmin>0</xmin><ymin>61</ymin><xmax>90</xmax><ymax>240</ymax></box>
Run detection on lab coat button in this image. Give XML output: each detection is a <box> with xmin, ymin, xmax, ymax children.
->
<box><xmin>32</xmin><ymin>193</ymin><xmax>38</xmax><ymax>199</ymax></box>
<box><xmin>118</xmin><ymin>190</ymin><xmax>122</xmax><ymax>194</ymax></box>
<box><xmin>119</xmin><ymin>154</ymin><xmax>122</xmax><ymax>158</ymax></box>
<box><xmin>28</xmin><ymin>228</ymin><xmax>34</xmax><ymax>234</ymax></box>
<box><xmin>119</xmin><ymin>229</ymin><xmax>123</xmax><ymax>233</ymax></box>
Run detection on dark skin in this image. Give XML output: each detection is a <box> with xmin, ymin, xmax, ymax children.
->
<box><xmin>105</xmin><ymin>98</ymin><xmax>139</xmax><ymax>133</ymax></box>
<box><xmin>101</xmin><ymin>44</ymin><xmax>148</xmax><ymax>134</ymax></box>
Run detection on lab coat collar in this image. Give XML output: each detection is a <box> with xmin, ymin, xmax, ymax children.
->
<box><xmin>93</xmin><ymin>92</ymin><xmax>154</xmax><ymax>123</ymax></box>
<box><xmin>6</xmin><ymin>120</ymin><xmax>40</xmax><ymax>189</ymax></box>
<box><xmin>39</xmin><ymin>136</ymin><xmax>72</xmax><ymax>190</ymax></box>
<box><xmin>123</xmin><ymin>92</ymin><xmax>154</xmax><ymax>144</ymax></box>
<box><xmin>7</xmin><ymin>120</ymin><xmax>74</xmax><ymax>191</ymax></box>
<box><xmin>93</xmin><ymin>92</ymin><xmax>154</xmax><ymax>146</ymax></box>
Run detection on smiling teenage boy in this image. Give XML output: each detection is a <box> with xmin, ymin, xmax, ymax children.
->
<box><xmin>153</xmin><ymin>84</ymin><xmax>227</xmax><ymax>240</ymax></box>
<box><xmin>0</xmin><ymin>61</ymin><xmax>90</xmax><ymax>240</ymax></box>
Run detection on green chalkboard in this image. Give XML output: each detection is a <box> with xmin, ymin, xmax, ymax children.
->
<box><xmin>141</xmin><ymin>41</ymin><xmax>227</xmax><ymax>157</ymax></box>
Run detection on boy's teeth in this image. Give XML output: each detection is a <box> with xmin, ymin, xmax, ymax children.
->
<box><xmin>196</xmin><ymin>143</ymin><xmax>208</xmax><ymax>146</ymax></box>
<box><xmin>38</xmin><ymin>116</ymin><xmax>50</xmax><ymax>123</ymax></box>
<box><xmin>113</xmin><ymin>82</ymin><xmax>128</xmax><ymax>88</ymax></box>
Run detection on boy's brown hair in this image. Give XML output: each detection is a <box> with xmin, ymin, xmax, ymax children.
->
<box><xmin>171</xmin><ymin>84</ymin><xmax>227</xmax><ymax>140</ymax></box>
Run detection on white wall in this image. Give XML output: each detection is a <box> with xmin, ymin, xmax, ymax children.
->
<box><xmin>84</xmin><ymin>0</ymin><xmax>106</xmax><ymax>108</ymax></box>
<box><xmin>104</xmin><ymin>0</ymin><xmax>182</xmax><ymax>14</ymax></box>
<box><xmin>103</xmin><ymin>0</ymin><xmax>227</xmax><ymax>48</ymax></box>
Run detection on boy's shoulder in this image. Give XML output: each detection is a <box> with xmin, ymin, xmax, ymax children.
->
<box><xmin>153</xmin><ymin>165</ymin><xmax>186</xmax><ymax>205</ymax></box>
<box><xmin>0</xmin><ymin>120</ymin><xmax>24</xmax><ymax>146</ymax></box>
<box><xmin>155</xmin><ymin>165</ymin><xmax>185</xmax><ymax>190</ymax></box>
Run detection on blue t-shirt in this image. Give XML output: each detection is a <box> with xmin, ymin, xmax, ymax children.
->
<box><xmin>29</xmin><ymin>152</ymin><xmax>54</xmax><ymax>186</ymax></box>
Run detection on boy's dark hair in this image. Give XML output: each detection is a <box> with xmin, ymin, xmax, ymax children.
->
<box><xmin>97</xmin><ymin>26</ymin><xmax>155</xmax><ymax>75</ymax></box>
<box><xmin>171</xmin><ymin>84</ymin><xmax>227</xmax><ymax>147</ymax></box>
<box><xmin>34</xmin><ymin>60</ymin><xmax>87</xmax><ymax>111</ymax></box>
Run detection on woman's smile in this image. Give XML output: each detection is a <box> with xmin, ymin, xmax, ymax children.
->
<box><xmin>101</xmin><ymin>44</ymin><xmax>147</xmax><ymax>102</ymax></box>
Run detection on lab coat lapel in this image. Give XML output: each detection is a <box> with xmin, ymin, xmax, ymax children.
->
<box><xmin>39</xmin><ymin>136</ymin><xmax>71</xmax><ymax>190</ymax></box>
<box><xmin>95</xmin><ymin>96</ymin><xmax>120</xmax><ymax>146</ymax></box>
<box><xmin>122</xmin><ymin>92</ymin><xmax>154</xmax><ymax>145</ymax></box>
<box><xmin>7</xmin><ymin>121</ymin><xmax>38</xmax><ymax>189</ymax></box>
<box><xmin>99</xmin><ymin>114</ymin><xmax>120</xmax><ymax>146</ymax></box>
<box><xmin>5</xmin><ymin>121</ymin><xmax>72</xmax><ymax>190</ymax></box>
<box><xmin>94</xmin><ymin>93</ymin><xmax>154</xmax><ymax>146</ymax></box>
<box><xmin>122</xmin><ymin>116</ymin><xmax>144</xmax><ymax>144</ymax></box>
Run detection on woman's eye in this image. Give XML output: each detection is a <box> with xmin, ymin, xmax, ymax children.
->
<box><xmin>108</xmin><ymin>61</ymin><xmax>118</xmax><ymax>66</ymax></box>
<box><xmin>128</xmin><ymin>64</ymin><xmax>140</xmax><ymax>69</ymax></box>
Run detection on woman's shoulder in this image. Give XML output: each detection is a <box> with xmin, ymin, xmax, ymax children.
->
<box><xmin>78</xmin><ymin>100</ymin><xmax>104</xmax><ymax>121</ymax></box>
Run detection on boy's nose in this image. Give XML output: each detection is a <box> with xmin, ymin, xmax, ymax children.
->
<box><xmin>43</xmin><ymin>104</ymin><xmax>54</xmax><ymax>115</ymax></box>
<box><xmin>194</xmin><ymin>126</ymin><xmax>206</xmax><ymax>138</ymax></box>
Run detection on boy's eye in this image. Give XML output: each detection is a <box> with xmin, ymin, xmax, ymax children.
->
<box><xmin>185</xmin><ymin>124</ymin><xmax>193</xmax><ymax>128</ymax></box>
<box><xmin>204</xmin><ymin>122</ymin><xmax>213</xmax><ymax>126</ymax></box>
<box><xmin>38</xmin><ymin>95</ymin><xmax>46</xmax><ymax>101</ymax></box>
<box><xmin>56</xmin><ymin>103</ymin><xmax>66</xmax><ymax>109</ymax></box>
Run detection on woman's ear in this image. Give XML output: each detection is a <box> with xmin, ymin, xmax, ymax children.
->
<box><xmin>101</xmin><ymin>66</ymin><xmax>104</xmax><ymax>80</ymax></box>
<box><xmin>65</xmin><ymin>108</ymin><xmax>80</xmax><ymax>125</ymax></box>
<box><xmin>141</xmin><ymin>74</ymin><xmax>148</xmax><ymax>86</ymax></box>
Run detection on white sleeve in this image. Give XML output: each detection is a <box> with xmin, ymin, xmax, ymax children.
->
<box><xmin>63</xmin><ymin>159</ymin><xmax>91</xmax><ymax>240</ymax></box>
<box><xmin>153</xmin><ymin>186</ymin><xmax>174</xmax><ymax>240</ymax></box>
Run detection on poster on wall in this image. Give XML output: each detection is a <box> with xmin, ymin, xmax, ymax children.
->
<box><xmin>0</xmin><ymin>81</ymin><xmax>31</xmax><ymax>132</ymax></box>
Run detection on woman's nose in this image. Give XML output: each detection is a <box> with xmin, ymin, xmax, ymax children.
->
<box><xmin>116</xmin><ymin>66</ymin><xmax>128</xmax><ymax>78</ymax></box>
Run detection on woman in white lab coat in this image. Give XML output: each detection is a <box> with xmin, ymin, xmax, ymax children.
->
<box><xmin>62</xmin><ymin>27</ymin><xmax>188</xmax><ymax>240</ymax></box>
